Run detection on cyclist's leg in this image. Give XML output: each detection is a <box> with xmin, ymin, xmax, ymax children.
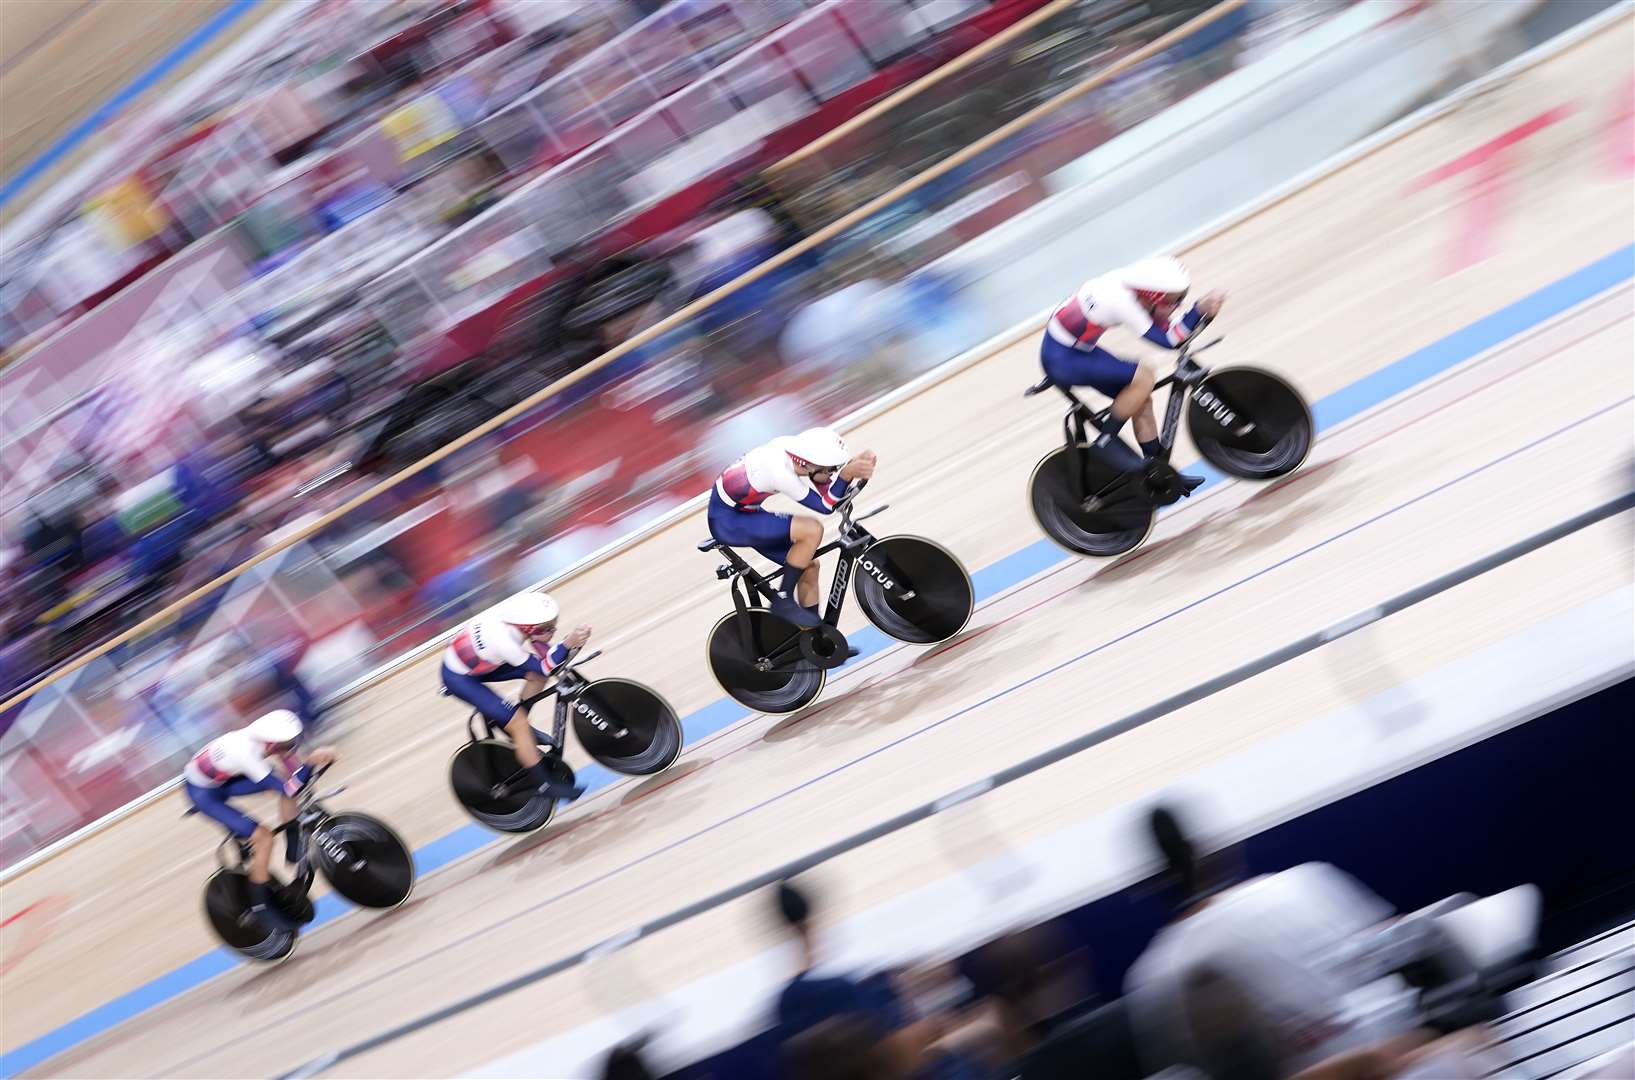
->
<box><xmin>1043</xmin><ymin>337</ymin><xmax>1149</xmax><ymax>417</ymax></box>
<box><xmin>187</xmin><ymin>780</ymin><xmax>263</xmax><ymax>871</ymax></box>
<box><xmin>443</xmin><ymin>665</ymin><xmax>528</xmax><ymax>761</ymax></box>
<box><xmin>1116</xmin><ymin>365</ymin><xmax>1159</xmax><ymax>446</ymax></box>
<box><xmin>219</xmin><ymin>777</ymin><xmax>280</xmax><ymax>882</ymax></box>
<box><xmin>444</xmin><ymin>665</ymin><xmax>582</xmax><ymax>801</ymax></box>
<box><xmin>189</xmin><ymin>779</ymin><xmax>299</xmax><ymax>929</ymax></box>
<box><xmin>710</xmin><ymin>498</ymin><xmax>821</xmax><ymax>626</ymax></box>
<box><xmin>1042</xmin><ymin>337</ymin><xmax>1147</xmax><ymax>467</ymax></box>
<box><xmin>785</xmin><ymin>516</ymin><xmax>823</xmax><ymax>610</ymax></box>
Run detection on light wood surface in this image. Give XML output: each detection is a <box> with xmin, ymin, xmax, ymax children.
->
<box><xmin>3</xmin><ymin>14</ymin><xmax>1633</xmax><ymax>1078</ymax></box>
<box><xmin>0</xmin><ymin>0</ymin><xmax>282</xmax><ymax>221</ymax></box>
<box><xmin>0</xmin><ymin>0</ymin><xmax>1254</xmax><ymax>709</ymax></box>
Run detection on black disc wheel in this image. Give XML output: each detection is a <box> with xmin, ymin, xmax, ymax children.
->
<box><xmin>1028</xmin><ymin>446</ymin><xmax>1155</xmax><ymax>557</ymax></box>
<box><xmin>203</xmin><ymin>869</ymin><xmax>299</xmax><ymax>963</ymax></box>
<box><xmin>852</xmin><ymin>536</ymin><xmax>973</xmax><ymax>644</ymax></box>
<box><xmin>449</xmin><ymin>739</ymin><xmax>567</xmax><ymax>833</ymax></box>
<box><xmin>312</xmin><ymin>813</ymin><xmax>415</xmax><ymax>908</ymax></box>
<box><xmin>573</xmin><ymin>678</ymin><xmax>683</xmax><ymax>776</ymax></box>
<box><xmin>706</xmin><ymin>609</ymin><xmax>824</xmax><ymax>714</ymax></box>
<box><xmin>1188</xmin><ymin>367</ymin><xmax>1313</xmax><ymax>480</ymax></box>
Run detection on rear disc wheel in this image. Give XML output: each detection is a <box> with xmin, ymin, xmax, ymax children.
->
<box><xmin>203</xmin><ymin>868</ymin><xmax>299</xmax><ymax>963</ymax></box>
<box><xmin>706</xmin><ymin>610</ymin><xmax>825</xmax><ymax>714</ymax></box>
<box><xmin>449</xmin><ymin>740</ymin><xmax>562</xmax><ymax>833</ymax></box>
<box><xmin>1028</xmin><ymin>446</ymin><xmax>1154</xmax><ymax>557</ymax></box>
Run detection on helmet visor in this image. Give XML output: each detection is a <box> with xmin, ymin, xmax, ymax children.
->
<box><xmin>1137</xmin><ymin>287</ymin><xmax>1188</xmax><ymax>305</ymax></box>
<box><xmin>789</xmin><ymin>453</ymin><xmax>843</xmax><ymax>473</ymax></box>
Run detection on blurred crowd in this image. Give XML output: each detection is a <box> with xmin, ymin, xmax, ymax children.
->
<box><xmin>599</xmin><ymin>804</ymin><xmax>1602</xmax><ymax>1080</ymax></box>
<box><xmin>2</xmin><ymin>0</ymin><xmax>1333</xmax><ymax>717</ymax></box>
<box><xmin>3</xmin><ymin>0</ymin><xmax>1358</xmax><ymax>865</ymax></box>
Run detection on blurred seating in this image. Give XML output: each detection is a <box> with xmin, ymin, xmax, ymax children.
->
<box><xmin>1</xmin><ymin>0</ymin><xmax>1355</xmax><ymax>862</ymax></box>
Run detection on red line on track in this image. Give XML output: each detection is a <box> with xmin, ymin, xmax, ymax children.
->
<box><xmin>517</xmin><ymin>310</ymin><xmax>1617</xmax><ymax>852</ymax></box>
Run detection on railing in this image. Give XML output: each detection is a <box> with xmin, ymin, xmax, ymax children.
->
<box><xmin>472</xmin><ymin>0</ymin><xmax>815</xmax><ymax>177</ymax></box>
<box><xmin>0</xmin><ymin>0</ymin><xmax>908</xmax><ymax>507</ymax></box>
<box><xmin>366</xmin><ymin>0</ymin><xmax>1012</xmax><ymax>353</ymax></box>
<box><xmin>0</xmin><ymin>0</ymin><xmax>647</xmax><ymax>355</ymax></box>
<box><xmin>2</xmin><ymin>0</ymin><xmax>1363</xmax><ymax>867</ymax></box>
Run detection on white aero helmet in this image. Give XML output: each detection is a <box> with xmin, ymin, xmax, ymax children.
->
<box><xmin>1119</xmin><ymin>256</ymin><xmax>1192</xmax><ymax>301</ymax></box>
<box><xmin>248</xmin><ymin>709</ymin><xmax>303</xmax><ymax>748</ymax></box>
<box><xmin>495</xmin><ymin>591</ymin><xmax>560</xmax><ymax>630</ymax></box>
<box><xmin>785</xmin><ymin>427</ymin><xmax>850</xmax><ymax>471</ymax></box>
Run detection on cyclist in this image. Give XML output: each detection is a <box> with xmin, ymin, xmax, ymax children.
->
<box><xmin>1041</xmin><ymin>255</ymin><xmax>1226</xmax><ymax>483</ymax></box>
<box><xmin>709</xmin><ymin>427</ymin><xmax>877</xmax><ymax>628</ymax></box>
<box><xmin>440</xmin><ymin>592</ymin><xmax>591</xmax><ymax>804</ymax></box>
<box><xmin>182</xmin><ymin>710</ymin><xmax>336</xmax><ymax>932</ymax></box>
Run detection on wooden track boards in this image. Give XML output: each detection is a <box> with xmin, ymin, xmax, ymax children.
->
<box><xmin>3</xmin><ymin>13</ymin><xmax>1633</xmax><ymax>1078</ymax></box>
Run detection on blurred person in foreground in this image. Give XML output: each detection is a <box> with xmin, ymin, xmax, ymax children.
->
<box><xmin>971</xmin><ymin>922</ymin><xmax>1145</xmax><ymax>1079</ymax></box>
<box><xmin>1123</xmin><ymin>805</ymin><xmax>1509</xmax><ymax>1079</ymax></box>
<box><xmin>773</xmin><ymin>879</ymin><xmax>1004</xmax><ymax>1079</ymax></box>
<box><xmin>598</xmin><ymin>1037</ymin><xmax>657</xmax><ymax>1080</ymax></box>
<box><xmin>182</xmin><ymin>710</ymin><xmax>336</xmax><ymax>931</ymax></box>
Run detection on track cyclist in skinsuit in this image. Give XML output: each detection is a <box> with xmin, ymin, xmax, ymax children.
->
<box><xmin>709</xmin><ymin>427</ymin><xmax>877</xmax><ymax>629</ymax></box>
<box><xmin>1040</xmin><ymin>255</ymin><xmax>1227</xmax><ymax>486</ymax></box>
<box><xmin>440</xmin><ymin>592</ymin><xmax>592</xmax><ymax>804</ymax></box>
<box><xmin>183</xmin><ymin>710</ymin><xmax>336</xmax><ymax>931</ymax></box>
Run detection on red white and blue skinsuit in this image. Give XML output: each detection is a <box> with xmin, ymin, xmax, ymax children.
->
<box><xmin>1040</xmin><ymin>270</ymin><xmax>1205</xmax><ymax>396</ymax></box>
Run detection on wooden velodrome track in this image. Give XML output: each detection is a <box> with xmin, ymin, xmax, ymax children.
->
<box><xmin>4</xmin><ymin>13</ymin><xmax>1634</xmax><ymax>1078</ymax></box>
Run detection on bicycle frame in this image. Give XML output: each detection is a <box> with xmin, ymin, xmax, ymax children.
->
<box><xmin>1040</xmin><ymin>326</ymin><xmax>1226</xmax><ymax>504</ymax></box>
<box><xmin>710</xmin><ymin>485</ymin><xmax>899</xmax><ymax>661</ymax></box>
<box><xmin>464</xmin><ymin>649</ymin><xmax>616</xmax><ymax>751</ymax></box>
<box><xmin>209</xmin><ymin>768</ymin><xmax>342</xmax><ymax>897</ymax></box>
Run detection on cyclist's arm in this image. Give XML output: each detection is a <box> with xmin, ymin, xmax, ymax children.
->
<box><xmin>1105</xmin><ymin>288</ymin><xmax>1203</xmax><ymax>349</ymax></box>
<box><xmin>1139</xmin><ymin>305</ymin><xmax>1203</xmax><ymax>349</ymax></box>
<box><xmin>789</xmin><ymin>473</ymin><xmax>849</xmax><ymax>514</ymax></box>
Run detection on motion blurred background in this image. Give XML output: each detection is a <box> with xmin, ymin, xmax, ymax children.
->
<box><xmin>2</xmin><ymin>0</ymin><xmax>1595</xmax><ymax>859</ymax></box>
<box><xmin>2</xmin><ymin>0</ymin><xmax>1376</xmax><ymax>853</ymax></box>
<box><xmin>1</xmin><ymin>0</ymin><xmax>1630</xmax><ymax>1076</ymax></box>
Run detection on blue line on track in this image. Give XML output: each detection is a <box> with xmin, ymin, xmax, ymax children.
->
<box><xmin>163</xmin><ymin>389</ymin><xmax>1633</xmax><ymax>1078</ymax></box>
<box><xmin>0</xmin><ymin>0</ymin><xmax>263</xmax><ymax>209</ymax></box>
<box><xmin>2</xmin><ymin>244</ymin><xmax>1629</xmax><ymax>1078</ymax></box>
